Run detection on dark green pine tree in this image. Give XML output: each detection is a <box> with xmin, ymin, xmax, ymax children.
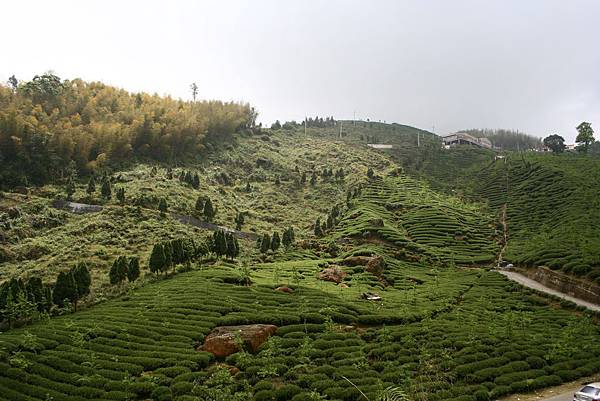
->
<box><xmin>289</xmin><ymin>227</ymin><xmax>295</xmax><ymax>243</ymax></box>
<box><xmin>163</xmin><ymin>241</ymin><xmax>173</xmax><ymax>271</ymax></box>
<box><xmin>282</xmin><ymin>229</ymin><xmax>291</xmax><ymax>248</ymax></box>
<box><xmin>245</xmin><ymin>181</ymin><xmax>252</xmax><ymax>192</ymax></box>
<box><xmin>72</xmin><ymin>262</ymin><xmax>91</xmax><ymax>299</ymax></box>
<box><xmin>260</xmin><ymin>233</ymin><xmax>271</xmax><ymax>254</ymax></box>
<box><xmin>117</xmin><ymin>257</ymin><xmax>129</xmax><ymax>282</ymax></box>
<box><xmin>234</xmin><ymin>212</ymin><xmax>245</xmax><ymax>231</ymax></box>
<box><xmin>184</xmin><ymin>171</ymin><xmax>193</xmax><ymax>185</ymax></box>
<box><xmin>25</xmin><ymin>277</ymin><xmax>44</xmax><ymax>312</ymax></box>
<box><xmin>101</xmin><ymin>179</ymin><xmax>112</xmax><ymax>199</ymax></box>
<box><xmin>109</xmin><ymin>258</ymin><xmax>121</xmax><ymax>285</ymax></box>
<box><xmin>116</xmin><ymin>187</ymin><xmax>126</xmax><ymax>205</ymax></box>
<box><xmin>86</xmin><ymin>175</ymin><xmax>96</xmax><ymax>195</ymax></box>
<box><xmin>195</xmin><ymin>196</ymin><xmax>204</xmax><ymax>213</ymax></box>
<box><xmin>301</xmin><ymin>172</ymin><xmax>307</xmax><ymax>185</ymax></box>
<box><xmin>218</xmin><ymin>231</ymin><xmax>228</xmax><ymax>258</ymax></box>
<box><xmin>310</xmin><ymin>172</ymin><xmax>317</xmax><ymax>186</ymax></box>
<box><xmin>158</xmin><ymin>198</ymin><xmax>168</xmax><ymax>214</ymax></box>
<box><xmin>53</xmin><ymin>270</ymin><xmax>78</xmax><ymax>309</ymax></box>
<box><xmin>149</xmin><ymin>244</ymin><xmax>166</xmax><ymax>275</ymax></box>
<box><xmin>192</xmin><ymin>173</ymin><xmax>200</xmax><ymax>189</ymax></box>
<box><xmin>233</xmin><ymin>236</ymin><xmax>240</xmax><ymax>258</ymax></box>
<box><xmin>127</xmin><ymin>257</ymin><xmax>140</xmax><ymax>282</ymax></box>
<box><xmin>367</xmin><ymin>167</ymin><xmax>374</xmax><ymax>179</ymax></box>
<box><xmin>271</xmin><ymin>231</ymin><xmax>281</xmax><ymax>252</ymax></box>
<box><xmin>225</xmin><ymin>233</ymin><xmax>237</xmax><ymax>260</ymax></box>
<box><xmin>314</xmin><ymin>218</ymin><xmax>323</xmax><ymax>237</ymax></box>
<box><xmin>172</xmin><ymin>239</ymin><xmax>185</xmax><ymax>265</ymax></box>
<box><xmin>65</xmin><ymin>177</ymin><xmax>76</xmax><ymax>201</ymax></box>
<box><xmin>178</xmin><ymin>170</ymin><xmax>186</xmax><ymax>182</ymax></box>
<box><xmin>203</xmin><ymin>198</ymin><xmax>216</xmax><ymax>222</ymax></box>
<box><xmin>166</xmin><ymin>167</ymin><xmax>173</xmax><ymax>180</ymax></box>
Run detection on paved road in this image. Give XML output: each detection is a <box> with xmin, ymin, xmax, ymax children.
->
<box><xmin>543</xmin><ymin>393</ymin><xmax>572</xmax><ymax>401</ymax></box>
<box><xmin>497</xmin><ymin>270</ymin><xmax>600</xmax><ymax>312</ymax></box>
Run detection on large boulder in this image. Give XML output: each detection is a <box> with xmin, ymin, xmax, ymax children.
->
<box><xmin>340</xmin><ymin>255</ymin><xmax>386</xmax><ymax>276</ymax></box>
<box><xmin>274</xmin><ymin>286</ymin><xmax>294</xmax><ymax>293</ymax></box>
<box><xmin>318</xmin><ymin>266</ymin><xmax>347</xmax><ymax>284</ymax></box>
<box><xmin>202</xmin><ymin>324</ymin><xmax>277</xmax><ymax>358</ymax></box>
<box><xmin>365</xmin><ymin>256</ymin><xmax>386</xmax><ymax>276</ymax></box>
<box><xmin>340</xmin><ymin>256</ymin><xmax>373</xmax><ymax>267</ymax></box>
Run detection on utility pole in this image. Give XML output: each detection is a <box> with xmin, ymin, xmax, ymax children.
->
<box><xmin>417</xmin><ymin>132</ymin><xmax>420</xmax><ymax>147</ymax></box>
<box><xmin>353</xmin><ymin>110</ymin><xmax>356</xmax><ymax>126</ymax></box>
<box><xmin>339</xmin><ymin>121</ymin><xmax>343</xmax><ymax>138</ymax></box>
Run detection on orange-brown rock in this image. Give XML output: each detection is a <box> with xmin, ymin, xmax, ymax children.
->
<box><xmin>203</xmin><ymin>324</ymin><xmax>278</xmax><ymax>357</ymax></box>
<box><xmin>318</xmin><ymin>266</ymin><xmax>347</xmax><ymax>283</ymax></box>
<box><xmin>365</xmin><ymin>256</ymin><xmax>386</xmax><ymax>275</ymax></box>
<box><xmin>340</xmin><ymin>255</ymin><xmax>373</xmax><ymax>267</ymax></box>
<box><xmin>274</xmin><ymin>286</ymin><xmax>294</xmax><ymax>293</ymax></box>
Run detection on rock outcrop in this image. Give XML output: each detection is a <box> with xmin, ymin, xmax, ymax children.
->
<box><xmin>318</xmin><ymin>266</ymin><xmax>347</xmax><ymax>283</ymax></box>
<box><xmin>202</xmin><ymin>324</ymin><xmax>278</xmax><ymax>357</ymax></box>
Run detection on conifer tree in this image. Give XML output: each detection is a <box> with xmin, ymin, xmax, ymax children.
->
<box><xmin>184</xmin><ymin>171</ymin><xmax>193</xmax><ymax>185</ymax></box>
<box><xmin>72</xmin><ymin>262</ymin><xmax>91</xmax><ymax>299</ymax></box>
<box><xmin>116</xmin><ymin>187</ymin><xmax>125</xmax><ymax>205</ymax></box>
<box><xmin>195</xmin><ymin>196</ymin><xmax>204</xmax><ymax>213</ymax></box>
<box><xmin>149</xmin><ymin>244</ymin><xmax>166</xmax><ymax>275</ymax></box>
<box><xmin>109</xmin><ymin>257</ymin><xmax>123</xmax><ymax>285</ymax></box>
<box><xmin>158</xmin><ymin>198</ymin><xmax>168</xmax><ymax>214</ymax></box>
<box><xmin>101</xmin><ymin>179</ymin><xmax>112</xmax><ymax>199</ymax></box>
<box><xmin>367</xmin><ymin>167</ymin><xmax>374</xmax><ymax>180</ymax></box>
<box><xmin>271</xmin><ymin>232</ymin><xmax>281</xmax><ymax>252</ymax></box>
<box><xmin>226</xmin><ymin>233</ymin><xmax>237</xmax><ymax>259</ymax></box>
<box><xmin>163</xmin><ymin>241</ymin><xmax>173</xmax><ymax>270</ymax></box>
<box><xmin>233</xmin><ymin>236</ymin><xmax>240</xmax><ymax>258</ymax></box>
<box><xmin>86</xmin><ymin>175</ymin><xmax>96</xmax><ymax>195</ymax></box>
<box><xmin>245</xmin><ymin>182</ymin><xmax>252</xmax><ymax>192</ymax></box>
<box><xmin>53</xmin><ymin>270</ymin><xmax>78</xmax><ymax>309</ymax></box>
<box><xmin>172</xmin><ymin>239</ymin><xmax>185</xmax><ymax>265</ymax></box>
<box><xmin>301</xmin><ymin>172</ymin><xmax>307</xmax><ymax>184</ymax></box>
<box><xmin>178</xmin><ymin>171</ymin><xmax>186</xmax><ymax>182</ymax></box>
<box><xmin>192</xmin><ymin>173</ymin><xmax>200</xmax><ymax>189</ymax></box>
<box><xmin>65</xmin><ymin>177</ymin><xmax>75</xmax><ymax>201</ymax></box>
<box><xmin>234</xmin><ymin>212</ymin><xmax>245</xmax><ymax>231</ymax></box>
<box><xmin>25</xmin><ymin>277</ymin><xmax>44</xmax><ymax>312</ymax></box>
<box><xmin>127</xmin><ymin>257</ymin><xmax>140</xmax><ymax>282</ymax></box>
<box><xmin>166</xmin><ymin>168</ymin><xmax>173</xmax><ymax>180</ymax></box>
<box><xmin>310</xmin><ymin>172</ymin><xmax>317</xmax><ymax>186</ymax></box>
<box><xmin>275</xmin><ymin>176</ymin><xmax>281</xmax><ymax>185</ymax></box>
<box><xmin>203</xmin><ymin>198</ymin><xmax>216</xmax><ymax>222</ymax></box>
<box><xmin>314</xmin><ymin>218</ymin><xmax>323</xmax><ymax>237</ymax></box>
<box><xmin>260</xmin><ymin>233</ymin><xmax>271</xmax><ymax>253</ymax></box>
<box><xmin>117</xmin><ymin>256</ymin><xmax>128</xmax><ymax>282</ymax></box>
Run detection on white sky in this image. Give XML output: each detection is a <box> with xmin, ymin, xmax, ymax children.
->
<box><xmin>1</xmin><ymin>0</ymin><xmax>599</xmax><ymax>142</ymax></box>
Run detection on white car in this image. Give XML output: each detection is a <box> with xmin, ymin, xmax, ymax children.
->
<box><xmin>574</xmin><ymin>383</ymin><xmax>600</xmax><ymax>401</ymax></box>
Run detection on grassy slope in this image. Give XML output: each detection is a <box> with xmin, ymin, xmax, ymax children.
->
<box><xmin>397</xmin><ymin>141</ymin><xmax>600</xmax><ymax>283</ymax></box>
<box><xmin>0</xmin><ymin>128</ymin><xmax>392</xmax><ymax>289</ymax></box>
<box><xmin>0</xmin><ymin>123</ymin><xmax>599</xmax><ymax>400</ymax></box>
<box><xmin>474</xmin><ymin>153</ymin><xmax>600</xmax><ymax>282</ymax></box>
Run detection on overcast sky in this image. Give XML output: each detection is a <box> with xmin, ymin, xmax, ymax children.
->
<box><xmin>1</xmin><ymin>0</ymin><xmax>599</xmax><ymax>142</ymax></box>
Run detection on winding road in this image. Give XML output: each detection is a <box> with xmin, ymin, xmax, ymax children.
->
<box><xmin>497</xmin><ymin>270</ymin><xmax>600</xmax><ymax>312</ymax></box>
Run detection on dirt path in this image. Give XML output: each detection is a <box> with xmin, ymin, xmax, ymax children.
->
<box><xmin>496</xmin><ymin>203</ymin><xmax>508</xmax><ymax>265</ymax></box>
<box><xmin>497</xmin><ymin>270</ymin><xmax>600</xmax><ymax>312</ymax></box>
<box><xmin>52</xmin><ymin>200</ymin><xmax>259</xmax><ymax>240</ymax></box>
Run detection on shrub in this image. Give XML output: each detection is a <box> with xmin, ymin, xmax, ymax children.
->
<box><xmin>151</xmin><ymin>386</ymin><xmax>173</xmax><ymax>401</ymax></box>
